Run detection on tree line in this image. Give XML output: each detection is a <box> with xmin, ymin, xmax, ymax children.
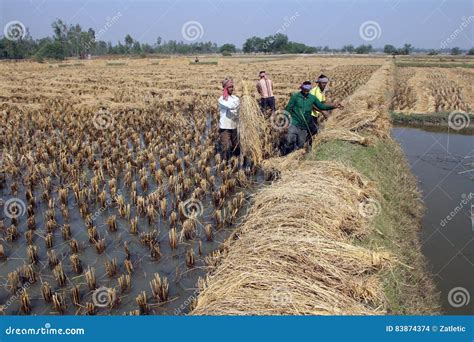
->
<box><xmin>1</xmin><ymin>19</ymin><xmax>473</xmax><ymax>60</ymax></box>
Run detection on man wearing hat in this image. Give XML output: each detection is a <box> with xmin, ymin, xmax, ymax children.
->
<box><xmin>283</xmin><ymin>81</ymin><xmax>342</xmax><ymax>154</ymax></box>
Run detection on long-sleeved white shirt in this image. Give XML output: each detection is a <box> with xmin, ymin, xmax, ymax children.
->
<box><xmin>218</xmin><ymin>95</ymin><xmax>240</xmax><ymax>130</ymax></box>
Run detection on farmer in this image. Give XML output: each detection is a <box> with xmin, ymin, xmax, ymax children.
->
<box><xmin>284</xmin><ymin>81</ymin><xmax>343</xmax><ymax>154</ymax></box>
<box><xmin>218</xmin><ymin>77</ymin><xmax>240</xmax><ymax>160</ymax></box>
<box><xmin>256</xmin><ymin>71</ymin><xmax>275</xmax><ymax>117</ymax></box>
<box><xmin>309</xmin><ymin>74</ymin><xmax>337</xmax><ymax>136</ymax></box>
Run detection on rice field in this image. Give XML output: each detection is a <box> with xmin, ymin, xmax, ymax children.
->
<box><xmin>390</xmin><ymin>65</ymin><xmax>473</xmax><ymax>114</ymax></box>
<box><xmin>0</xmin><ymin>56</ymin><xmax>384</xmax><ymax>315</ymax></box>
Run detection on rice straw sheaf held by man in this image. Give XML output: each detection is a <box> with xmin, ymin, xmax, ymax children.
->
<box><xmin>217</xmin><ymin>75</ymin><xmax>343</xmax><ymax>161</ymax></box>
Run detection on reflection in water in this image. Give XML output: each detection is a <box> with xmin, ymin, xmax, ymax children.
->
<box><xmin>392</xmin><ymin>126</ymin><xmax>474</xmax><ymax>315</ymax></box>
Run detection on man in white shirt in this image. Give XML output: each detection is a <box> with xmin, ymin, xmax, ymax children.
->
<box><xmin>218</xmin><ymin>77</ymin><xmax>240</xmax><ymax>160</ymax></box>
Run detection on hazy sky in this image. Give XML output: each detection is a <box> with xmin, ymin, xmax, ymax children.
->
<box><xmin>1</xmin><ymin>0</ymin><xmax>473</xmax><ymax>49</ymax></box>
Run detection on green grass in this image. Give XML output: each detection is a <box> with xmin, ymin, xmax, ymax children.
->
<box><xmin>106</xmin><ymin>62</ymin><xmax>127</xmax><ymax>66</ymax></box>
<box><xmin>57</xmin><ymin>63</ymin><xmax>84</xmax><ymax>68</ymax></box>
<box><xmin>239</xmin><ymin>57</ymin><xmax>296</xmax><ymax>64</ymax></box>
<box><xmin>395</xmin><ymin>61</ymin><xmax>474</xmax><ymax>68</ymax></box>
<box><xmin>189</xmin><ymin>61</ymin><xmax>218</xmax><ymax>65</ymax></box>
<box><xmin>391</xmin><ymin>111</ymin><xmax>450</xmax><ymax>125</ymax></box>
<box><xmin>309</xmin><ymin>138</ymin><xmax>440</xmax><ymax>314</ymax></box>
<box><xmin>390</xmin><ymin>112</ymin><xmax>474</xmax><ymax>134</ymax></box>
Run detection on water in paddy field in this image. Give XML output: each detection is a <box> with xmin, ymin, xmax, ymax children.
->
<box><xmin>0</xmin><ymin>110</ymin><xmax>270</xmax><ymax>316</ymax></box>
<box><xmin>0</xmin><ymin>165</ymin><xmax>264</xmax><ymax>316</ymax></box>
<box><xmin>392</xmin><ymin>126</ymin><xmax>474</xmax><ymax>315</ymax></box>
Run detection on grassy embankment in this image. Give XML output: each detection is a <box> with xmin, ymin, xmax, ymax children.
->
<box><xmin>390</xmin><ymin>112</ymin><xmax>474</xmax><ymax>134</ymax></box>
<box><xmin>310</xmin><ymin>137</ymin><xmax>439</xmax><ymax>314</ymax></box>
<box><xmin>310</xmin><ymin>59</ymin><xmax>442</xmax><ymax>312</ymax></box>
<box><xmin>395</xmin><ymin>61</ymin><xmax>474</xmax><ymax>68</ymax></box>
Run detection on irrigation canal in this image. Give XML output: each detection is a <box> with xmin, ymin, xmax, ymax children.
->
<box><xmin>392</xmin><ymin>126</ymin><xmax>474</xmax><ymax>315</ymax></box>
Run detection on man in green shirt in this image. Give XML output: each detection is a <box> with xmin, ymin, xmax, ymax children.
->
<box><xmin>283</xmin><ymin>81</ymin><xmax>343</xmax><ymax>154</ymax></box>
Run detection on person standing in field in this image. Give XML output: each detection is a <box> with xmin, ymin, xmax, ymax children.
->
<box><xmin>309</xmin><ymin>74</ymin><xmax>337</xmax><ymax>136</ymax></box>
<box><xmin>283</xmin><ymin>81</ymin><xmax>343</xmax><ymax>154</ymax></box>
<box><xmin>218</xmin><ymin>77</ymin><xmax>240</xmax><ymax>160</ymax></box>
<box><xmin>256</xmin><ymin>71</ymin><xmax>275</xmax><ymax>117</ymax></box>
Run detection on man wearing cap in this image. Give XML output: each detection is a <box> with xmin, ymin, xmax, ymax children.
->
<box><xmin>218</xmin><ymin>77</ymin><xmax>240</xmax><ymax>160</ymax></box>
<box><xmin>283</xmin><ymin>81</ymin><xmax>343</xmax><ymax>154</ymax></box>
<box><xmin>256</xmin><ymin>71</ymin><xmax>275</xmax><ymax>117</ymax></box>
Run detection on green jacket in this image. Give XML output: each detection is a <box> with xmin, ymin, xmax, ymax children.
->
<box><xmin>285</xmin><ymin>91</ymin><xmax>335</xmax><ymax>130</ymax></box>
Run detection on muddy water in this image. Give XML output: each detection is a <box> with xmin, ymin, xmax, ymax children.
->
<box><xmin>0</xmin><ymin>170</ymin><xmax>264</xmax><ymax>316</ymax></box>
<box><xmin>0</xmin><ymin>112</ymin><xmax>268</xmax><ymax>316</ymax></box>
<box><xmin>392</xmin><ymin>126</ymin><xmax>474</xmax><ymax>315</ymax></box>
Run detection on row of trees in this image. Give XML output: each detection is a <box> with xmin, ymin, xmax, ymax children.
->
<box><xmin>242</xmin><ymin>33</ymin><xmax>319</xmax><ymax>54</ymax></box>
<box><xmin>1</xmin><ymin>19</ymin><xmax>473</xmax><ymax>60</ymax></box>
<box><xmin>0</xmin><ymin>19</ymin><xmax>225</xmax><ymax>60</ymax></box>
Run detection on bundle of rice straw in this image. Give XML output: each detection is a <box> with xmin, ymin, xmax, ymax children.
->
<box><xmin>192</xmin><ymin>160</ymin><xmax>391</xmax><ymax>315</ymax></box>
<box><xmin>312</xmin><ymin>128</ymin><xmax>371</xmax><ymax>147</ymax></box>
<box><xmin>238</xmin><ymin>81</ymin><xmax>271</xmax><ymax>165</ymax></box>
<box><xmin>261</xmin><ymin>149</ymin><xmax>306</xmax><ymax>179</ymax></box>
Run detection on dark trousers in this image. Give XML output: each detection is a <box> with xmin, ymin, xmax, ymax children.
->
<box><xmin>284</xmin><ymin>125</ymin><xmax>308</xmax><ymax>155</ymax></box>
<box><xmin>259</xmin><ymin>96</ymin><xmax>276</xmax><ymax>116</ymax></box>
<box><xmin>219</xmin><ymin>129</ymin><xmax>239</xmax><ymax>160</ymax></box>
<box><xmin>308</xmin><ymin>116</ymin><xmax>319</xmax><ymax>138</ymax></box>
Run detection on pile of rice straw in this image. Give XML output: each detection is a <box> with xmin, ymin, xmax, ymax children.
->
<box><xmin>261</xmin><ymin>149</ymin><xmax>306</xmax><ymax>179</ymax></box>
<box><xmin>322</xmin><ymin>62</ymin><xmax>394</xmax><ymax>141</ymax></box>
<box><xmin>192</xmin><ymin>160</ymin><xmax>391</xmax><ymax>315</ymax></box>
<box><xmin>238</xmin><ymin>80</ymin><xmax>271</xmax><ymax>165</ymax></box>
<box><xmin>312</xmin><ymin>128</ymin><xmax>371</xmax><ymax>147</ymax></box>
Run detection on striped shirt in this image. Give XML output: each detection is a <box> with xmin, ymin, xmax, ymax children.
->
<box><xmin>256</xmin><ymin>78</ymin><xmax>274</xmax><ymax>98</ymax></box>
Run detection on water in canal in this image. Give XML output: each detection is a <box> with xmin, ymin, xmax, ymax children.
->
<box><xmin>392</xmin><ymin>126</ymin><xmax>474</xmax><ymax>315</ymax></box>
